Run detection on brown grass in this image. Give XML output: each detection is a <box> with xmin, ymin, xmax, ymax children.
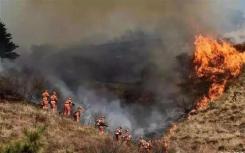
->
<box><xmin>1</xmin><ymin>73</ymin><xmax>245</xmax><ymax>153</ymax></box>
<box><xmin>0</xmin><ymin>101</ymin><xmax>138</xmax><ymax>153</ymax></box>
<box><xmin>165</xmin><ymin>73</ymin><xmax>245</xmax><ymax>153</ymax></box>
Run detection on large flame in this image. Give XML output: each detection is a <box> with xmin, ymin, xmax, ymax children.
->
<box><xmin>193</xmin><ymin>35</ymin><xmax>245</xmax><ymax>110</ymax></box>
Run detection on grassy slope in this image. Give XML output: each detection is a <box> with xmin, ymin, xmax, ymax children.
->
<box><xmin>166</xmin><ymin>73</ymin><xmax>245</xmax><ymax>153</ymax></box>
<box><xmin>0</xmin><ymin>102</ymin><xmax>138</xmax><ymax>153</ymax></box>
<box><xmin>1</xmin><ymin>75</ymin><xmax>245</xmax><ymax>153</ymax></box>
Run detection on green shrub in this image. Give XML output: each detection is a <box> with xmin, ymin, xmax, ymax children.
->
<box><xmin>2</xmin><ymin>126</ymin><xmax>46</xmax><ymax>153</ymax></box>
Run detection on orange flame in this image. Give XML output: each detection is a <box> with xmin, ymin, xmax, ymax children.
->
<box><xmin>193</xmin><ymin>35</ymin><xmax>245</xmax><ymax>109</ymax></box>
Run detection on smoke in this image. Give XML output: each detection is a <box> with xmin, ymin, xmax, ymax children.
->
<box><xmin>1</xmin><ymin>0</ymin><xmax>245</xmax><ymax>136</ymax></box>
<box><xmin>16</xmin><ymin>31</ymin><xmax>179</xmax><ymax>136</ymax></box>
<box><xmin>1</xmin><ymin>0</ymin><xmax>244</xmax><ymax>47</ymax></box>
<box><xmin>225</xmin><ymin>18</ymin><xmax>245</xmax><ymax>44</ymax></box>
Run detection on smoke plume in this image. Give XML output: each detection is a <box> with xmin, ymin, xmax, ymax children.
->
<box><xmin>1</xmin><ymin>0</ymin><xmax>245</xmax><ymax>136</ymax></box>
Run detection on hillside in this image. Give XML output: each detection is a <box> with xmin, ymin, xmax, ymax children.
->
<box><xmin>0</xmin><ymin>102</ymin><xmax>138</xmax><ymax>153</ymax></box>
<box><xmin>165</xmin><ymin>73</ymin><xmax>245</xmax><ymax>153</ymax></box>
<box><xmin>1</xmin><ymin>74</ymin><xmax>245</xmax><ymax>153</ymax></box>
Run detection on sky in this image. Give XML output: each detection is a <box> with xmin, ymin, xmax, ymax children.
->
<box><xmin>0</xmin><ymin>0</ymin><xmax>244</xmax><ymax>48</ymax></box>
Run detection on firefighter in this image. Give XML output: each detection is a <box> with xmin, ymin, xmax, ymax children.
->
<box><xmin>42</xmin><ymin>90</ymin><xmax>49</xmax><ymax>99</ymax></box>
<box><xmin>162</xmin><ymin>139</ymin><xmax>168</xmax><ymax>153</ymax></box>
<box><xmin>69</xmin><ymin>98</ymin><xmax>75</xmax><ymax>114</ymax></box>
<box><xmin>138</xmin><ymin>137</ymin><xmax>153</xmax><ymax>153</ymax></box>
<box><xmin>50</xmin><ymin>91</ymin><xmax>58</xmax><ymax>113</ymax></box>
<box><xmin>73</xmin><ymin>106</ymin><xmax>85</xmax><ymax>122</ymax></box>
<box><xmin>114</xmin><ymin>127</ymin><xmax>123</xmax><ymax>141</ymax></box>
<box><xmin>42</xmin><ymin>96</ymin><xmax>49</xmax><ymax>110</ymax></box>
<box><xmin>232</xmin><ymin>91</ymin><xmax>241</xmax><ymax>101</ymax></box>
<box><xmin>138</xmin><ymin>136</ymin><xmax>147</xmax><ymax>153</ymax></box>
<box><xmin>122</xmin><ymin>129</ymin><xmax>132</xmax><ymax>145</ymax></box>
<box><xmin>40</xmin><ymin>90</ymin><xmax>49</xmax><ymax>108</ymax></box>
<box><xmin>96</xmin><ymin>116</ymin><xmax>107</xmax><ymax>135</ymax></box>
<box><xmin>144</xmin><ymin>140</ymin><xmax>153</xmax><ymax>153</ymax></box>
<box><xmin>63</xmin><ymin>97</ymin><xmax>73</xmax><ymax>116</ymax></box>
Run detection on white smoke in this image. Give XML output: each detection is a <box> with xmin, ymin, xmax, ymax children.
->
<box><xmin>1</xmin><ymin>0</ymin><xmax>245</xmax><ymax>137</ymax></box>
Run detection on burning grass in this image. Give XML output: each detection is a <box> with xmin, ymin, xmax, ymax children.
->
<box><xmin>165</xmin><ymin>71</ymin><xmax>245</xmax><ymax>153</ymax></box>
<box><xmin>162</xmin><ymin>36</ymin><xmax>245</xmax><ymax>153</ymax></box>
<box><xmin>193</xmin><ymin>35</ymin><xmax>245</xmax><ymax>110</ymax></box>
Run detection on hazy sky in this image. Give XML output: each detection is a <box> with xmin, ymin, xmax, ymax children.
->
<box><xmin>0</xmin><ymin>0</ymin><xmax>244</xmax><ymax>48</ymax></box>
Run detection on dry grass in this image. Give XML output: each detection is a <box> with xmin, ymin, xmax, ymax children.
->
<box><xmin>1</xmin><ymin>74</ymin><xmax>245</xmax><ymax>153</ymax></box>
<box><xmin>0</xmin><ymin>102</ymin><xmax>138</xmax><ymax>153</ymax></box>
<box><xmin>165</xmin><ymin>73</ymin><xmax>245</xmax><ymax>153</ymax></box>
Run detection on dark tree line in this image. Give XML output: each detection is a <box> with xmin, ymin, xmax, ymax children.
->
<box><xmin>0</xmin><ymin>20</ymin><xmax>20</xmax><ymax>100</ymax></box>
<box><xmin>0</xmin><ymin>21</ymin><xmax>19</xmax><ymax>60</ymax></box>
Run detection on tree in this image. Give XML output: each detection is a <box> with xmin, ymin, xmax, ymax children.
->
<box><xmin>0</xmin><ymin>21</ymin><xmax>19</xmax><ymax>60</ymax></box>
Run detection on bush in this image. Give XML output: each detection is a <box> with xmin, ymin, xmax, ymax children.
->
<box><xmin>2</xmin><ymin>126</ymin><xmax>46</xmax><ymax>153</ymax></box>
<box><xmin>0</xmin><ymin>69</ymin><xmax>49</xmax><ymax>102</ymax></box>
